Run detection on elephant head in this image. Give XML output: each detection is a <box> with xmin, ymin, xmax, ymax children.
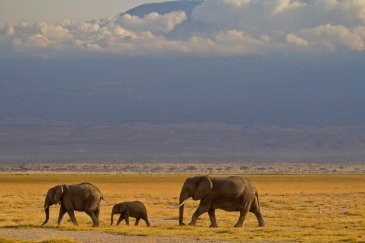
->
<box><xmin>178</xmin><ymin>176</ymin><xmax>213</xmax><ymax>226</ymax></box>
<box><xmin>110</xmin><ymin>203</ymin><xmax>127</xmax><ymax>225</ymax></box>
<box><xmin>42</xmin><ymin>185</ymin><xmax>64</xmax><ymax>225</ymax></box>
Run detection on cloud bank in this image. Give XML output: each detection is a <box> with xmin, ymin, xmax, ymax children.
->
<box><xmin>1</xmin><ymin>0</ymin><xmax>365</xmax><ymax>56</ymax></box>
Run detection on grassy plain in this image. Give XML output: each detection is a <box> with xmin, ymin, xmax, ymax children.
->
<box><xmin>0</xmin><ymin>173</ymin><xmax>365</xmax><ymax>242</ymax></box>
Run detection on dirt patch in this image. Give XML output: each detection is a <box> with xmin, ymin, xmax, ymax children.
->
<box><xmin>0</xmin><ymin>228</ymin><xmax>225</xmax><ymax>243</ymax></box>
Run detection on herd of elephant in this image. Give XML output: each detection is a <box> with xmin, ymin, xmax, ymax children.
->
<box><xmin>42</xmin><ymin>176</ymin><xmax>265</xmax><ymax>228</ymax></box>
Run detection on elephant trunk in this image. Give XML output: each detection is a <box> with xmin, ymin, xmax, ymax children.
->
<box><xmin>179</xmin><ymin>203</ymin><xmax>184</xmax><ymax>226</ymax></box>
<box><xmin>111</xmin><ymin>212</ymin><xmax>114</xmax><ymax>225</ymax></box>
<box><xmin>111</xmin><ymin>207</ymin><xmax>116</xmax><ymax>225</ymax></box>
<box><xmin>178</xmin><ymin>193</ymin><xmax>188</xmax><ymax>226</ymax></box>
<box><xmin>42</xmin><ymin>197</ymin><xmax>51</xmax><ymax>225</ymax></box>
<box><xmin>42</xmin><ymin>206</ymin><xmax>50</xmax><ymax>225</ymax></box>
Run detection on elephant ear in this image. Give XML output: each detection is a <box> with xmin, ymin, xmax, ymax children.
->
<box><xmin>193</xmin><ymin>176</ymin><xmax>213</xmax><ymax>200</ymax></box>
<box><xmin>119</xmin><ymin>203</ymin><xmax>128</xmax><ymax>213</ymax></box>
<box><xmin>53</xmin><ymin>185</ymin><xmax>64</xmax><ymax>203</ymax></box>
<box><xmin>114</xmin><ymin>203</ymin><xmax>127</xmax><ymax>214</ymax></box>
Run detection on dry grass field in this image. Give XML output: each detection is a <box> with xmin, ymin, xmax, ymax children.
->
<box><xmin>1</xmin><ymin>173</ymin><xmax>365</xmax><ymax>242</ymax></box>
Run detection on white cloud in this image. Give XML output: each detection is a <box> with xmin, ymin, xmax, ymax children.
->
<box><xmin>286</xmin><ymin>34</ymin><xmax>309</xmax><ymax>47</ymax></box>
<box><xmin>39</xmin><ymin>23</ymin><xmax>71</xmax><ymax>41</ymax></box>
<box><xmin>1</xmin><ymin>0</ymin><xmax>365</xmax><ymax>56</ymax></box>
<box><xmin>223</xmin><ymin>0</ymin><xmax>251</xmax><ymax>8</ymax></box>
<box><xmin>183</xmin><ymin>30</ymin><xmax>269</xmax><ymax>55</ymax></box>
<box><xmin>321</xmin><ymin>0</ymin><xmax>365</xmax><ymax>23</ymax></box>
<box><xmin>297</xmin><ymin>24</ymin><xmax>365</xmax><ymax>51</ymax></box>
<box><xmin>12</xmin><ymin>34</ymin><xmax>49</xmax><ymax>50</ymax></box>
<box><xmin>192</xmin><ymin>0</ymin><xmax>365</xmax><ymax>31</ymax></box>
<box><xmin>116</xmin><ymin>11</ymin><xmax>187</xmax><ymax>33</ymax></box>
<box><xmin>271</xmin><ymin>0</ymin><xmax>304</xmax><ymax>16</ymax></box>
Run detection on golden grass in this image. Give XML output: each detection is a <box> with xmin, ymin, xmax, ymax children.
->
<box><xmin>1</xmin><ymin>174</ymin><xmax>365</xmax><ymax>242</ymax></box>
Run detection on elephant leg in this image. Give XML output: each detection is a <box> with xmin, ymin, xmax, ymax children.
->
<box><xmin>125</xmin><ymin>216</ymin><xmax>129</xmax><ymax>225</ymax></box>
<box><xmin>67</xmin><ymin>210</ymin><xmax>78</xmax><ymax>226</ymax></box>
<box><xmin>85</xmin><ymin>199</ymin><xmax>100</xmax><ymax>226</ymax></box>
<box><xmin>94</xmin><ymin>206</ymin><xmax>100</xmax><ymax>219</ymax></box>
<box><xmin>234</xmin><ymin>202</ymin><xmax>251</xmax><ymax>228</ymax></box>
<box><xmin>189</xmin><ymin>203</ymin><xmax>209</xmax><ymax>226</ymax></box>
<box><xmin>144</xmin><ymin>217</ymin><xmax>151</xmax><ymax>227</ymax></box>
<box><xmin>135</xmin><ymin>218</ymin><xmax>140</xmax><ymax>226</ymax></box>
<box><xmin>85</xmin><ymin>209</ymin><xmax>99</xmax><ymax>227</ymax></box>
<box><xmin>117</xmin><ymin>213</ymin><xmax>125</xmax><ymax>225</ymax></box>
<box><xmin>234</xmin><ymin>210</ymin><xmax>247</xmax><ymax>228</ymax></box>
<box><xmin>125</xmin><ymin>211</ymin><xmax>130</xmax><ymax>225</ymax></box>
<box><xmin>58</xmin><ymin>206</ymin><xmax>67</xmax><ymax>226</ymax></box>
<box><xmin>208</xmin><ymin>209</ymin><xmax>218</xmax><ymax>228</ymax></box>
<box><xmin>250</xmin><ymin>198</ymin><xmax>265</xmax><ymax>227</ymax></box>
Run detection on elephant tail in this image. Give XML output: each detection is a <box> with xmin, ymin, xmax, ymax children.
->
<box><xmin>255</xmin><ymin>192</ymin><xmax>260</xmax><ymax>207</ymax></box>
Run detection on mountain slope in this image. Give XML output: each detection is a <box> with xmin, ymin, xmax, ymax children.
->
<box><xmin>122</xmin><ymin>1</ymin><xmax>202</xmax><ymax>17</ymax></box>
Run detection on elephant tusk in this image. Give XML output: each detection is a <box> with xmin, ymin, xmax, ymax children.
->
<box><xmin>177</xmin><ymin>200</ymin><xmax>186</xmax><ymax>207</ymax></box>
<box><xmin>167</xmin><ymin>200</ymin><xmax>186</xmax><ymax>209</ymax></box>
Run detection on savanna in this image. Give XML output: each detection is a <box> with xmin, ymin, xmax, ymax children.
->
<box><xmin>0</xmin><ymin>173</ymin><xmax>365</xmax><ymax>242</ymax></box>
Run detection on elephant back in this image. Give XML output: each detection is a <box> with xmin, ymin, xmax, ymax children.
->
<box><xmin>134</xmin><ymin>201</ymin><xmax>147</xmax><ymax>209</ymax></box>
<box><xmin>229</xmin><ymin>176</ymin><xmax>258</xmax><ymax>195</ymax></box>
<box><xmin>75</xmin><ymin>182</ymin><xmax>104</xmax><ymax>200</ymax></box>
<box><xmin>213</xmin><ymin>176</ymin><xmax>256</xmax><ymax>198</ymax></box>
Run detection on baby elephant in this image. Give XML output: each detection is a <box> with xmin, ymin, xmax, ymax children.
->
<box><xmin>111</xmin><ymin>201</ymin><xmax>150</xmax><ymax>226</ymax></box>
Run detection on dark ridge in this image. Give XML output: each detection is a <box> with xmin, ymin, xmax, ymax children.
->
<box><xmin>122</xmin><ymin>0</ymin><xmax>202</xmax><ymax>17</ymax></box>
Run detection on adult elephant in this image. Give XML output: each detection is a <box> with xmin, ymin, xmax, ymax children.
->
<box><xmin>178</xmin><ymin>176</ymin><xmax>265</xmax><ymax>228</ymax></box>
<box><xmin>42</xmin><ymin>182</ymin><xmax>103</xmax><ymax>227</ymax></box>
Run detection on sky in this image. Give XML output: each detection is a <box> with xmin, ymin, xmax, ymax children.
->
<box><xmin>1</xmin><ymin>0</ymin><xmax>365</xmax><ymax>162</ymax></box>
<box><xmin>1</xmin><ymin>0</ymin><xmax>365</xmax><ymax>56</ymax></box>
<box><xmin>0</xmin><ymin>0</ymin><xmax>158</xmax><ymax>25</ymax></box>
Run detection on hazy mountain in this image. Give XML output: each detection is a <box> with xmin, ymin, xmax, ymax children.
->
<box><xmin>1</xmin><ymin>53</ymin><xmax>365</xmax><ymax>162</ymax></box>
<box><xmin>122</xmin><ymin>1</ymin><xmax>202</xmax><ymax>17</ymax></box>
<box><xmin>114</xmin><ymin>0</ymin><xmax>213</xmax><ymax>38</ymax></box>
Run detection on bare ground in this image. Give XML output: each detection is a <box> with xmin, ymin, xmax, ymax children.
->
<box><xmin>0</xmin><ymin>228</ymin><xmax>226</xmax><ymax>243</ymax></box>
<box><xmin>1</xmin><ymin>162</ymin><xmax>365</xmax><ymax>174</ymax></box>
